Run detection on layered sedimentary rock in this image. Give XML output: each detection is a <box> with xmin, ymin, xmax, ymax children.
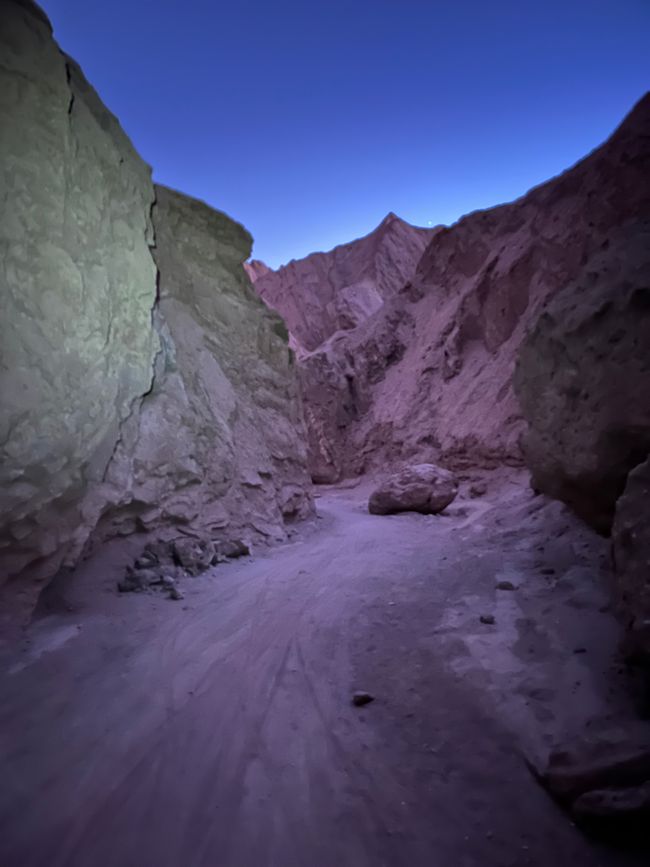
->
<box><xmin>0</xmin><ymin>0</ymin><xmax>311</xmax><ymax>618</ymax></box>
<box><xmin>250</xmin><ymin>94</ymin><xmax>650</xmax><ymax>483</ymax></box>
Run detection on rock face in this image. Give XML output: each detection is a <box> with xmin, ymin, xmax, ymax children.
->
<box><xmin>0</xmin><ymin>0</ymin><xmax>158</xmax><ymax>593</ymax></box>
<box><xmin>368</xmin><ymin>464</ymin><xmax>458</xmax><ymax>515</ymax></box>
<box><xmin>249</xmin><ymin>215</ymin><xmax>437</xmax><ymax>480</ymax></box>
<box><xmin>250</xmin><ymin>94</ymin><xmax>650</xmax><ymax>483</ymax></box>
<box><xmin>514</xmin><ymin>223</ymin><xmax>650</xmax><ymax>533</ymax></box>
<box><xmin>612</xmin><ymin>457</ymin><xmax>650</xmax><ymax>661</ymax></box>
<box><xmin>0</xmin><ymin>0</ymin><xmax>311</xmax><ymax>621</ymax></box>
<box><xmin>94</xmin><ymin>185</ymin><xmax>312</xmax><ymax>550</ymax></box>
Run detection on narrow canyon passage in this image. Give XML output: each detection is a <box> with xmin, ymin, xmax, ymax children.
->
<box><xmin>0</xmin><ymin>475</ymin><xmax>643</xmax><ymax>867</ymax></box>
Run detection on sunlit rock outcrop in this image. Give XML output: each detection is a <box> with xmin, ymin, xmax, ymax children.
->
<box><xmin>95</xmin><ymin>186</ymin><xmax>312</xmax><ymax>548</ymax></box>
<box><xmin>0</xmin><ymin>0</ymin><xmax>312</xmax><ymax>621</ymax></box>
<box><xmin>0</xmin><ymin>0</ymin><xmax>158</xmax><ymax>595</ymax></box>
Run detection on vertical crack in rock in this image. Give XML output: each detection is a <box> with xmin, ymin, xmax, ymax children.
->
<box><xmin>0</xmin><ymin>1</ymin><xmax>311</xmax><ymax>625</ymax></box>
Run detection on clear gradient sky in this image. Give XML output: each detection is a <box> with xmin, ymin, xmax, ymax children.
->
<box><xmin>40</xmin><ymin>0</ymin><xmax>649</xmax><ymax>268</ymax></box>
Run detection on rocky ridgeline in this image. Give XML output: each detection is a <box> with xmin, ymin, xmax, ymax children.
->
<box><xmin>0</xmin><ymin>0</ymin><xmax>312</xmax><ymax>623</ymax></box>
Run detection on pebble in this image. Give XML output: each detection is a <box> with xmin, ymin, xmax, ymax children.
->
<box><xmin>352</xmin><ymin>691</ymin><xmax>375</xmax><ymax>707</ymax></box>
<box><xmin>496</xmin><ymin>580</ymin><xmax>516</xmax><ymax>591</ymax></box>
<box><xmin>480</xmin><ymin>614</ymin><xmax>496</xmax><ymax>625</ymax></box>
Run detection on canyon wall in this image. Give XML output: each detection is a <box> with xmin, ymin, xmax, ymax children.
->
<box><xmin>250</xmin><ymin>94</ymin><xmax>650</xmax><ymax>484</ymax></box>
<box><xmin>0</xmin><ymin>0</ymin><xmax>311</xmax><ymax>619</ymax></box>
<box><xmin>249</xmin><ymin>214</ymin><xmax>437</xmax><ymax>480</ymax></box>
<box><xmin>514</xmin><ymin>222</ymin><xmax>650</xmax><ymax>534</ymax></box>
<box><xmin>94</xmin><ymin>185</ymin><xmax>312</xmax><ymax>548</ymax></box>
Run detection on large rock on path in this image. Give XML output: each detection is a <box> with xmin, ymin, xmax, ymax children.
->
<box><xmin>368</xmin><ymin>464</ymin><xmax>458</xmax><ymax>515</ymax></box>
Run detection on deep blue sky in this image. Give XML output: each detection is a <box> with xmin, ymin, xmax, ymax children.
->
<box><xmin>41</xmin><ymin>0</ymin><xmax>649</xmax><ymax>267</ymax></box>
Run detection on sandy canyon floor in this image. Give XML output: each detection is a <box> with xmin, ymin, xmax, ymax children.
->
<box><xmin>0</xmin><ymin>471</ymin><xmax>646</xmax><ymax>867</ymax></box>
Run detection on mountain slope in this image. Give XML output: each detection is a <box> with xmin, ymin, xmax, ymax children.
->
<box><xmin>250</xmin><ymin>94</ymin><xmax>650</xmax><ymax>483</ymax></box>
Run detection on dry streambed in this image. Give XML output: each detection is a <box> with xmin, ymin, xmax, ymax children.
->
<box><xmin>0</xmin><ymin>470</ymin><xmax>647</xmax><ymax>867</ymax></box>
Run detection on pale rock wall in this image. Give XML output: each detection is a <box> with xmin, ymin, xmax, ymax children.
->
<box><xmin>0</xmin><ymin>0</ymin><xmax>158</xmax><ymax>592</ymax></box>
<box><xmin>93</xmin><ymin>186</ymin><xmax>312</xmax><ymax>547</ymax></box>
<box><xmin>0</xmin><ymin>0</ymin><xmax>312</xmax><ymax>622</ymax></box>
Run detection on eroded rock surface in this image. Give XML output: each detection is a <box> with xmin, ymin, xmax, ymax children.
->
<box><xmin>252</xmin><ymin>213</ymin><xmax>436</xmax><ymax>354</ymax></box>
<box><xmin>0</xmin><ymin>0</ymin><xmax>312</xmax><ymax>623</ymax></box>
<box><xmin>0</xmin><ymin>0</ymin><xmax>158</xmax><ymax>594</ymax></box>
<box><xmin>250</xmin><ymin>94</ymin><xmax>650</xmax><ymax>483</ymax></box>
<box><xmin>514</xmin><ymin>224</ymin><xmax>650</xmax><ymax>533</ymax></box>
<box><xmin>93</xmin><ymin>186</ymin><xmax>312</xmax><ymax>552</ymax></box>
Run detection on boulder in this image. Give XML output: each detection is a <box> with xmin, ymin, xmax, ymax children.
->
<box><xmin>368</xmin><ymin>464</ymin><xmax>458</xmax><ymax>515</ymax></box>
<box><xmin>514</xmin><ymin>222</ymin><xmax>650</xmax><ymax>533</ymax></box>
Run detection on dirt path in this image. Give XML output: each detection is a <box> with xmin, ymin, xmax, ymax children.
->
<box><xmin>0</xmin><ymin>473</ymin><xmax>645</xmax><ymax>867</ymax></box>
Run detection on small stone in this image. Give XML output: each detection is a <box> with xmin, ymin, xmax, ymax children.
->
<box><xmin>572</xmin><ymin>781</ymin><xmax>650</xmax><ymax>820</ymax></box>
<box><xmin>480</xmin><ymin>614</ymin><xmax>496</xmax><ymax>625</ymax></box>
<box><xmin>496</xmin><ymin>580</ymin><xmax>516</xmax><ymax>591</ymax></box>
<box><xmin>352</xmin><ymin>691</ymin><xmax>375</xmax><ymax>707</ymax></box>
<box><xmin>172</xmin><ymin>538</ymin><xmax>215</xmax><ymax>575</ymax></box>
<box><xmin>573</xmin><ymin>647</ymin><xmax>587</xmax><ymax>654</ymax></box>
<box><xmin>469</xmin><ymin>481</ymin><xmax>488</xmax><ymax>498</ymax></box>
<box><xmin>168</xmin><ymin>586</ymin><xmax>184</xmax><ymax>601</ymax></box>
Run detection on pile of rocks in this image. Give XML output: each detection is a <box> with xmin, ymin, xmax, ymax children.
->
<box><xmin>531</xmin><ymin>727</ymin><xmax>650</xmax><ymax>839</ymax></box>
<box><xmin>118</xmin><ymin>537</ymin><xmax>251</xmax><ymax>600</ymax></box>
